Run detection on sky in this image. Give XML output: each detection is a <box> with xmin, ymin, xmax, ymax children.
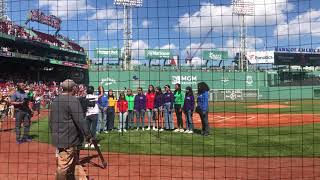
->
<box><xmin>5</xmin><ymin>0</ymin><xmax>320</xmax><ymax>66</ymax></box>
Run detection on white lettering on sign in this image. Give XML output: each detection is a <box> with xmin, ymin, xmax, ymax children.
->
<box><xmin>101</xmin><ymin>77</ymin><xmax>116</xmax><ymax>86</ymax></box>
<box><xmin>172</xmin><ymin>76</ymin><xmax>197</xmax><ymax>85</ymax></box>
<box><xmin>246</xmin><ymin>76</ymin><xmax>253</xmax><ymax>86</ymax></box>
<box><xmin>209</xmin><ymin>52</ymin><xmax>222</xmax><ymax>60</ymax></box>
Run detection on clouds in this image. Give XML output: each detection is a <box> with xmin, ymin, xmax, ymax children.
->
<box><xmin>39</xmin><ymin>0</ymin><xmax>93</xmax><ymax>18</ymax></box>
<box><xmin>131</xmin><ymin>40</ymin><xmax>149</xmax><ymax>60</ymax></box>
<box><xmin>161</xmin><ymin>43</ymin><xmax>176</xmax><ymax>50</ymax></box>
<box><xmin>274</xmin><ymin>9</ymin><xmax>320</xmax><ymax>38</ymax></box>
<box><xmin>105</xmin><ymin>21</ymin><xmax>123</xmax><ymax>35</ymax></box>
<box><xmin>185</xmin><ymin>43</ymin><xmax>215</xmax><ymax>57</ymax></box>
<box><xmin>225</xmin><ymin>37</ymin><xmax>263</xmax><ymax>56</ymax></box>
<box><xmin>79</xmin><ymin>32</ymin><xmax>91</xmax><ymax>47</ymax></box>
<box><xmin>89</xmin><ymin>8</ymin><xmax>123</xmax><ymax>20</ymax></box>
<box><xmin>142</xmin><ymin>20</ymin><xmax>151</xmax><ymax>28</ymax></box>
<box><xmin>176</xmin><ymin>0</ymin><xmax>293</xmax><ymax>37</ymax></box>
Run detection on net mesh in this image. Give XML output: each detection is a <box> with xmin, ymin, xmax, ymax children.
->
<box><xmin>0</xmin><ymin>0</ymin><xmax>320</xmax><ymax>179</ymax></box>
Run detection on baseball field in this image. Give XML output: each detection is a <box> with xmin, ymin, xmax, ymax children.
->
<box><xmin>0</xmin><ymin>99</ymin><xmax>318</xmax><ymax>179</ymax></box>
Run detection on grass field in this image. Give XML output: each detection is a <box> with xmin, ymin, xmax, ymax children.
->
<box><xmin>30</xmin><ymin>117</ymin><xmax>320</xmax><ymax>157</ymax></box>
<box><xmin>210</xmin><ymin>99</ymin><xmax>320</xmax><ymax>114</ymax></box>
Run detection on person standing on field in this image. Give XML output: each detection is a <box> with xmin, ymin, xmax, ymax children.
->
<box><xmin>196</xmin><ymin>82</ymin><xmax>210</xmax><ymax>136</ymax></box>
<box><xmin>125</xmin><ymin>89</ymin><xmax>135</xmax><ymax>130</ymax></box>
<box><xmin>106</xmin><ymin>89</ymin><xmax>117</xmax><ymax>132</ymax></box>
<box><xmin>117</xmin><ymin>92</ymin><xmax>128</xmax><ymax>133</ymax></box>
<box><xmin>134</xmin><ymin>87</ymin><xmax>146</xmax><ymax>131</ymax></box>
<box><xmin>97</xmin><ymin>86</ymin><xmax>108</xmax><ymax>133</ymax></box>
<box><xmin>173</xmin><ymin>83</ymin><xmax>185</xmax><ymax>132</ymax></box>
<box><xmin>163</xmin><ymin>85</ymin><xmax>174</xmax><ymax>130</ymax></box>
<box><xmin>146</xmin><ymin>85</ymin><xmax>156</xmax><ymax>130</ymax></box>
<box><xmin>154</xmin><ymin>87</ymin><xmax>164</xmax><ymax>131</ymax></box>
<box><xmin>11</xmin><ymin>82</ymin><xmax>33</xmax><ymax>144</ymax></box>
<box><xmin>84</xmin><ymin>86</ymin><xmax>99</xmax><ymax>149</ymax></box>
<box><xmin>183</xmin><ymin>86</ymin><xmax>195</xmax><ymax>134</ymax></box>
<box><xmin>49</xmin><ymin>79</ymin><xmax>92</xmax><ymax>179</ymax></box>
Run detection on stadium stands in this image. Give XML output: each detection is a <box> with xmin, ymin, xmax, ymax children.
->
<box><xmin>0</xmin><ymin>20</ymin><xmax>84</xmax><ymax>53</ymax></box>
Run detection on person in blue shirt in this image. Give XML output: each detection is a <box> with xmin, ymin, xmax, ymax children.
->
<box><xmin>97</xmin><ymin>86</ymin><xmax>108</xmax><ymax>133</ymax></box>
<box><xmin>11</xmin><ymin>82</ymin><xmax>33</xmax><ymax>144</ymax></box>
<box><xmin>197</xmin><ymin>82</ymin><xmax>210</xmax><ymax>136</ymax></box>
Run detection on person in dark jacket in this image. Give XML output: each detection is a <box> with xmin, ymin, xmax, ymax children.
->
<box><xmin>183</xmin><ymin>86</ymin><xmax>195</xmax><ymax>134</ymax></box>
<box><xmin>49</xmin><ymin>79</ymin><xmax>92</xmax><ymax>180</ymax></box>
<box><xmin>197</xmin><ymin>82</ymin><xmax>210</xmax><ymax>136</ymax></box>
<box><xmin>153</xmin><ymin>87</ymin><xmax>163</xmax><ymax>131</ymax></box>
<box><xmin>163</xmin><ymin>85</ymin><xmax>174</xmax><ymax>130</ymax></box>
<box><xmin>134</xmin><ymin>87</ymin><xmax>146</xmax><ymax>131</ymax></box>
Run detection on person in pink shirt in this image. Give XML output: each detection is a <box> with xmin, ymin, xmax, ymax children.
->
<box><xmin>146</xmin><ymin>85</ymin><xmax>156</xmax><ymax>130</ymax></box>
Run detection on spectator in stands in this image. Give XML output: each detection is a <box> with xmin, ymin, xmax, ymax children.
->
<box><xmin>32</xmin><ymin>91</ymin><xmax>41</xmax><ymax>116</ymax></box>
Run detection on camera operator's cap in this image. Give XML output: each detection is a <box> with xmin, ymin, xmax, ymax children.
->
<box><xmin>61</xmin><ymin>79</ymin><xmax>77</xmax><ymax>92</ymax></box>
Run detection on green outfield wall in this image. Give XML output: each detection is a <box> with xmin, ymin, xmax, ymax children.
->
<box><xmin>89</xmin><ymin>70</ymin><xmax>320</xmax><ymax>101</ymax></box>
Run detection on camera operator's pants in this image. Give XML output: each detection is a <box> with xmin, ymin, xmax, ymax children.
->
<box><xmin>15</xmin><ymin>110</ymin><xmax>31</xmax><ymax>141</ymax></box>
<box><xmin>56</xmin><ymin>147</ymin><xmax>87</xmax><ymax>180</ymax></box>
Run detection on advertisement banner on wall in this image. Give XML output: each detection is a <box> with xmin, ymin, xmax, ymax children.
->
<box><xmin>94</xmin><ymin>48</ymin><xmax>120</xmax><ymax>58</ymax></box>
<box><xmin>245</xmin><ymin>51</ymin><xmax>274</xmax><ymax>64</ymax></box>
<box><xmin>145</xmin><ymin>49</ymin><xmax>172</xmax><ymax>59</ymax></box>
<box><xmin>202</xmin><ymin>50</ymin><xmax>228</xmax><ymax>60</ymax></box>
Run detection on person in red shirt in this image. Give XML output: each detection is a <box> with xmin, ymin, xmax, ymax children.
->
<box><xmin>146</xmin><ymin>85</ymin><xmax>156</xmax><ymax>131</ymax></box>
<box><xmin>117</xmin><ymin>92</ymin><xmax>128</xmax><ymax>133</ymax></box>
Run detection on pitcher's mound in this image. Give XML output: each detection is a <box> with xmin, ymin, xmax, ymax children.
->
<box><xmin>248</xmin><ymin>104</ymin><xmax>290</xmax><ymax>109</ymax></box>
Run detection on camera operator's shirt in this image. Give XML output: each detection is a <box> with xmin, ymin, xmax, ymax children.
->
<box><xmin>86</xmin><ymin>94</ymin><xmax>99</xmax><ymax>116</ymax></box>
<box><xmin>11</xmin><ymin>91</ymin><xmax>27</xmax><ymax>111</ymax></box>
<box><xmin>49</xmin><ymin>94</ymin><xmax>92</xmax><ymax>149</ymax></box>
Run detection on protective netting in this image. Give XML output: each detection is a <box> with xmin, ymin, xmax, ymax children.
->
<box><xmin>0</xmin><ymin>0</ymin><xmax>320</xmax><ymax>179</ymax></box>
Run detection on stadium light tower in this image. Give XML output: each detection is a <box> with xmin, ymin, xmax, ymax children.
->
<box><xmin>0</xmin><ymin>0</ymin><xmax>8</xmax><ymax>20</ymax></box>
<box><xmin>114</xmin><ymin>0</ymin><xmax>143</xmax><ymax>70</ymax></box>
<box><xmin>232</xmin><ymin>0</ymin><xmax>254</xmax><ymax>71</ymax></box>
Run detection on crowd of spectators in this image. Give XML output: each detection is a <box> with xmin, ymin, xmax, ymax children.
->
<box><xmin>0</xmin><ymin>20</ymin><xmax>84</xmax><ymax>53</ymax></box>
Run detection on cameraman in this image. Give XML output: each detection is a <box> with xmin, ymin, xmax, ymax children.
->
<box><xmin>49</xmin><ymin>79</ymin><xmax>92</xmax><ymax>179</ymax></box>
<box><xmin>11</xmin><ymin>82</ymin><xmax>33</xmax><ymax>144</ymax></box>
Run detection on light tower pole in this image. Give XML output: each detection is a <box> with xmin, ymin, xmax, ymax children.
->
<box><xmin>232</xmin><ymin>0</ymin><xmax>254</xmax><ymax>71</ymax></box>
<box><xmin>0</xmin><ymin>0</ymin><xmax>7</xmax><ymax>20</ymax></box>
<box><xmin>114</xmin><ymin>0</ymin><xmax>143</xmax><ymax>70</ymax></box>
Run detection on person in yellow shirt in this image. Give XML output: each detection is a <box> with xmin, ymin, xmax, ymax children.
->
<box><xmin>106</xmin><ymin>89</ymin><xmax>117</xmax><ymax>132</ymax></box>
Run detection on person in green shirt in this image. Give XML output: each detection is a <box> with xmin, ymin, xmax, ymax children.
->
<box><xmin>125</xmin><ymin>89</ymin><xmax>135</xmax><ymax>129</ymax></box>
<box><xmin>173</xmin><ymin>83</ymin><xmax>185</xmax><ymax>132</ymax></box>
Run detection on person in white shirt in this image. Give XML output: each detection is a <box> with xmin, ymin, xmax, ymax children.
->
<box><xmin>85</xmin><ymin>86</ymin><xmax>99</xmax><ymax>148</ymax></box>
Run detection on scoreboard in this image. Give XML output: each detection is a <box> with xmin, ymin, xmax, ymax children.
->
<box><xmin>274</xmin><ymin>52</ymin><xmax>320</xmax><ymax>66</ymax></box>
